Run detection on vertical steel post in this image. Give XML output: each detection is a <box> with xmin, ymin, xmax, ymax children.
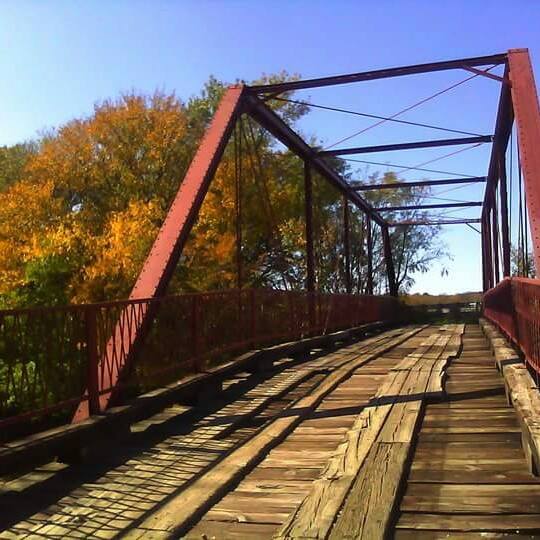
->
<box><xmin>343</xmin><ymin>196</ymin><xmax>352</xmax><ymax>294</ymax></box>
<box><xmin>481</xmin><ymin>212</ymin><xmax>490</xmax><ymax>292</ymax></box>
<box><xmin>508</xmin><ymin>49</ymin><xmax>540</xmax><ymax>273</ymax></box>
<box><xmin>492</xmin><ymin>195</ymin><xmax>500</xmax><ymax>284</ymax></box>
<box><xmin>235</xmin><ymin>123</ymin><xmax>243</xmax><ymax>290</ymax></box>
<box><xmin>481</xmin><ymin>214</ymin><xmax>488</xmax><ymax>292</ymax></box>
<box><xmin>304</xmin><ymin>161</ymin><xmax>316</xmax><ymax>293</ymax></box>
<box><xmin>85</xmin><ymin>306</ymin><xmax>100</xmax><ymax>416</ymax></box>
<box><xmin>304</xmin><ymin>161</ymin><xmax>316</xmax><ymax>328</ymax></box>
<box><xmin>381</xmin><ymin>225</ymin><xmax>397</xmax><ymax>296</ymax></box>
<box><xmin>366</xmin><ymin>216</ymin><xmax>373</xmax><ymax>295</ymax></box>
<box><xmin>485</xmin><ymin>208</ymin><xmax>494</xmax><ymax>289</ymax></box>
<box><xmin>499</xmin><ymin>152</ymin><xmax>512</xmax><ymax>277</ymax></box>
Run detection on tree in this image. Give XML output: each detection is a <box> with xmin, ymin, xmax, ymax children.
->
<box><xmin>0</xmin><ymin>92</ymin><xmax>190</xmax><ymax>305</ymax></box>
<box><xmin>511</xmin><ymin>245</ymin><xmax>536</xmax><ymax>278</ymax></box>
<box><xmin>0</xmin><ymin>142</ymin><xmax>37</xmax><ymax>192</ymax></box>
<box><xmin>0</xmin><ymin>77</ymin><xmax>448</xmax><ymax>307</ymax></box>
<box><xmin>361</xmin><ymin>172</ymin><xmax>450</xmax><ymax>294</ymax></box>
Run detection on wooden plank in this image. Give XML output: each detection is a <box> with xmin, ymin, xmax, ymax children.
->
<box><xmin>480</xmin><ymin>318</ymin><xmax>540</xmax><ymax>475</ymax></box>
<box><xmin>275</xmin><ymin>324</ymin><xmax>464</xmax><ymax>540</ymax></box>
<box><xmin>328</xmin><ymin>442</ymin><xmax>410</xmax><ymax>539</ymax></box>
<box><xmin>402</xmin><ymin>483</ymin><xmax>540</xmax><ymax>513</ymax></box>
<box><xmin>396</xmin><ymin>512</ymin><xmax>540</xmax><ymax>532</ymax></box>
<box><xmin>3</xmin><ymin>328</ymin><xmax>415</xmax><ymax>537</ymax></box>
<box><xmin>269</xmin><ymin>371</ymin><xmax>408</xmax><ymax>540</ymax></box>
<box><xmin>391</xmin><ymin>323</ymin><xmax>540</xmax><ymax>538</ymax></box>
<box><xmin>408</xmin><ymin>468</ymin><xmax>540</xmax><ymax>484</ymax></box>
<box><xmin>120</xmin><ymin>326</ymin><xmax>428</xmax><ymax>538</ymax></box>
<box><xmin>395</xmin><ymin>530</ymin><xmax>528</xmax><ymax>539</ymax></box>
<box><xmin>189</xmin><ymin>344</ymin><xmax>409</xmax><ymax>536</ymax></box>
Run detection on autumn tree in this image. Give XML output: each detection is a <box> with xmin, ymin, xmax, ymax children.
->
<box><xmin>0</xmin><ymin>142</ymin><xmax>37</xmax><ymax>192</ymax></box>
<box><xmin>0</xmin><ymin>92</ymin><xmax>190</xmax><ymax>305</ymax></box>
<box><xmin>0</xmin><ymin>77</ymin><xmax>448</xmax><ymax>307</ymax></box>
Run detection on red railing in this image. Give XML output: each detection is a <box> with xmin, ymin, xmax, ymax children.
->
<box><xmin>0</xmin><ymin>288</ymin><xmax>400</xmax><ymax>432</ymax></box>
<box><xmin>483</xmin><ymin>277</ymin><xmax>540</xmax><ymax>383</ymax></box>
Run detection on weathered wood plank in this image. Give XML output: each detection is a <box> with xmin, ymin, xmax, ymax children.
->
<box><xmin>480</xmin><ymin>318</ymin><xmax>540</xmax><ymax>475</ymax></box>
<box><xmin>119</xmin><ymin>326</ymin><xmax>428</xmax><ymax>538</ymax></box>
<box><xmin>274</xmin><ymin>324</ymin><xmax>464</xmax><ymax>540</ymax></box>
<box><xmin>328</xmin><ymin>441</ymin><xmax>410</xmax><ymax>539</ymax></box>
<box><xmin>396</xmin><ymin>512</ymin><xmax>540</xmax><ymax>531</ymax></box>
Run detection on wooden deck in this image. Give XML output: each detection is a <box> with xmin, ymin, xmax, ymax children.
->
<box><xmin>395</xmin><ymin>324</ymin><xmax>540</xmax><ymax>538</ymax></box>
<box><xmin>1</xmin><ymin>323</ymin><xmax>539</xmax><ymax>539</ymax></box>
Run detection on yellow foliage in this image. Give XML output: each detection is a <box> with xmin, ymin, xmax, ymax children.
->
<box><xmin>0</xmin><ymin>180</ymin><xmax>61</xmax><ymax>295</ymax></box>
<box><xmin>75</xmin><ymin>200</ymin><xmax>164</xmax><ymax>302</ymax></box>
<box><xmin>0</xmin><ymin>92</ymin><xmax>189</xmax><ymax>305</ymax></box>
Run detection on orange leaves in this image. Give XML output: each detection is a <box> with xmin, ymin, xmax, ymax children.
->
<box><xmin>74</xmin><ymin>200</ymin><xmax>164</xmax><ymax>302</ymax></box>
<box><xmin>0</xmin><ymin>75</ymin><xmax>318</xmax><ymax>306</ymax></box>
<box><xmin>0</xmin><ymin>180</ymin><xmax>62</xmax><ymax>296</ymax></box>
<box><xmin>0</xmin><ymin>91</ymin><xmax>190</xmax><ymax>305</ymax></box>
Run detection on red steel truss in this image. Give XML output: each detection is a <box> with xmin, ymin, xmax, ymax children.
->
<box><xmin>70</xmin><ymin>49</ymin><xmax>540</xmax><ymax>420</ymax></box>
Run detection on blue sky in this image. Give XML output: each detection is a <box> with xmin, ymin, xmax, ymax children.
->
<box><xmin>1</xmin><ymin>1</ymin><xmax>539</xmax><ymax>294</ymax></box>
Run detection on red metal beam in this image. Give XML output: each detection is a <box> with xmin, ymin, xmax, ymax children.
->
<box><xmin>381</xmin><ymin>225</ymin><xmax>398</xmax><ymax>296</ymax></box>
<box><xmin>481</xmin><ymin>215</ymin><xmax>488</xmax><ymax>292</ymax></box>
<box><xmin>244</xmin><ymin>94</ymin><xmax>387</xmax><ymax>226</ymax></box>
<box><xmin>343</xmin><ymin>196</ymin><xmax>352</xmax><ymax>293</ymax></box>
<box><xmin>249</xmin><ymin>53</ymin><xmax>507</xmax><ymax>93</ymax></box>
<box><xmin>376</xmin><ymin>201</ymin><xmax>481</xmax><ymax>212</ymax></box>
<box><xmin>484</xmin><ymin>212</ymin><xmax>494</xmax><ymax>290</ymax></box>
<box><xmin>492</xmin><ymin>198</ymin><xmax>501</xmax><ymax>284</ymax></box>
<box><xmin>352</xmin><ymin>177</ymin><xmax>486</xmax><ymax>191</ymax></box>
<box><xmin>461</xmin><ymin>66</ymin><xmax>508</xmax><ymax>84</ymax></box>
<box><xmin>508</xmin><ymin>48</ymin><xmax>540</xmax><ymax>273</ymax></box>
<box><xmin>499</xmin><ymin>151</ymin><xmax>511</xmax><ymax>277</ymax></box>
<box><xmin>304</xmin><ymin>161</ymin><xmax>316</xmax><ymax>293</ymax></box>
<box><xmin>319</xmin><ymin>136</ymin><xmax>492</xmax><ymax>157</ymax></box>
<box><xmin>366</xmin><ymin>216</ymin><xmax>373</xmax><ymax>295</ymax></box>
<box><xmin>481</xmin><ymin>62</ymin><xmax>513</xmax><ymax>220</ymax></box>
<box><xmin>73</xmin><ymin>85</ymin><xmax>246</xmax><ymax>421</ymax></box>
<box><xmin>131</xmin><ymin>86</ymin><xmax>246</xmax><ymax>298</ymax></box>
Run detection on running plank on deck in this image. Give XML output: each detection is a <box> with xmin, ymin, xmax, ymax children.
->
<box><xmin>393</xmin><ymin>324</ymin><xmax>540</xmax><ymax>538</ymax></box>
<box><xmin>273</xmin><ymin>325</ymin><xmax>463</xmax><ymax>540</ymax></box>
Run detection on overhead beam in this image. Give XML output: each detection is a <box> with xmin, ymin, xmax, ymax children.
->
<box><xmin>319</xmin><ymin>135</ymin><xmax>492</xmax><ymax>157</ymax></box>
<box><xmin>249</xmin><ymin>53</ymin><xmax>507</xmax><ymax>93</ymax></box>
<box><xmin>244</xmin><ymin>93</ymin><xmax>387</xmax><ymax>226</ymax></box>
<box><xmin>389</xmin><ymin>218</ymin><xmax>482</xmax><ymax>226</ymax></box>
<box><xmin>376</xmin><ymin>201</ymin><xmax>482</xmax><ymax>212</ymax></box>
<box><xmin>352</xmin><ymin>176</ymin><xmax>486</xmax><ymax>191</ymax></box>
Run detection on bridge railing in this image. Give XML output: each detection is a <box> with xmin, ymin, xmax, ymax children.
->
<box><xmin>0</xmin><ymin>288</ymin><xmax>399</xmax><ymax>435</ymax></box>
<box><xmin>483</xmin><ymin>277</ymin><xmax>540</xmax><ymax>383</ymax></box>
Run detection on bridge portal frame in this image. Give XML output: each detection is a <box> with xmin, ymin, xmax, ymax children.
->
<box><xmin>74</xmin><ymin>49</ymin><xmax>540</xmax><ymax>420</ymax></box>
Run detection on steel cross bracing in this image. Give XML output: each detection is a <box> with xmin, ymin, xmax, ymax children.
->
<box><xmin>72</xmin><ymin>48</ymin><xmax>540</xmax><ymax>421</ymax></box>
